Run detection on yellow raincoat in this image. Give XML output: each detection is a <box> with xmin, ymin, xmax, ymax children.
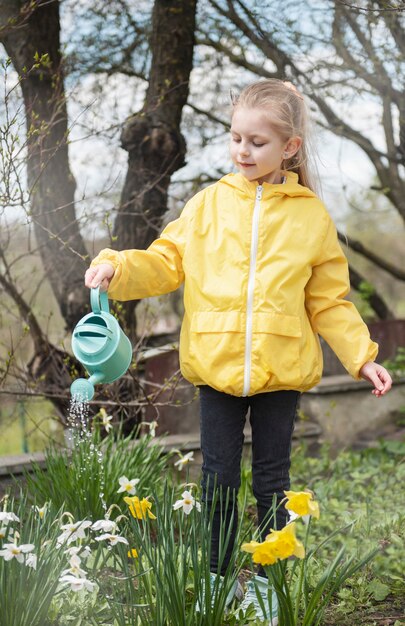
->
<box><xmin>91</xmin><ymin>171</ymin><xmax>378</xmax><ymax>396</ymax></box>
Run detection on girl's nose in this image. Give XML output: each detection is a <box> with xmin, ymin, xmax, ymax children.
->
<box><xmin>240</xmin><ymin>143</ymin><xmax>250</xmax><ymax>157</ymax></box>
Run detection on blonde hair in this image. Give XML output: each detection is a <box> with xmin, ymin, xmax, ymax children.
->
<box><xmin>231</xmin><ymin>79</ymin><xmax>318</xmax><ymax>193</ymax></box>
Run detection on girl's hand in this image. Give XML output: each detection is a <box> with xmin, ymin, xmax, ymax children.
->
<box><xmin>359</xmin><ymin>361</ymin><xmax>392</xmax><ymax>397</ymax></box>
<box><xmin>84</xmin><ymin>263</ymin><xmax>115</xmax><ymax>291</ymax></box>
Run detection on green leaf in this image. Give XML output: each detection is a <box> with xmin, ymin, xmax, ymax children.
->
<box><xmin>366</xmin><ymin>579</ymin><xmax>391</xmax><ymax>601</ymax></box>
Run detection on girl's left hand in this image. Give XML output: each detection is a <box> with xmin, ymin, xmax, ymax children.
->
<box><xmin>359</xmin><ymin>361</ymin><xmax>392</xmax><ymax>397</ymax></box>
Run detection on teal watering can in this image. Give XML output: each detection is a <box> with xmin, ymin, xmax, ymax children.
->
<box><xmin>70</xmin><ymin>287</ymin><xmax>132</xmax><ymax>401</ymax></box>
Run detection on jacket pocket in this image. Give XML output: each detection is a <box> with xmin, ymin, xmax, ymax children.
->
<box><xmin>252</xmin><ymin>312</ymin><xmax>302</xmax><ymax>386</ymax></box>
<box><xmin>187</xmin><ymin>312</ymin><xmax>245</xmax><ymax>388</ymax></box>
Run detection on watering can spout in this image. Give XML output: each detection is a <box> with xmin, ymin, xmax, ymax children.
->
<box><xmin>70</xmin><ymin>372</ymin><xmax>105</xmax><ymax>401</ymax></box>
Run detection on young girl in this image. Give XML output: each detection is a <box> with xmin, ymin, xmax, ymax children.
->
<box><xmin>85</xmin><ymin>79</ymin><xmax>392</xmax><ymax>621</ymax></box>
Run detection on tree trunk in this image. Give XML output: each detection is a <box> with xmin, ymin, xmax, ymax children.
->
<box><xmin>113</xmin><ymin>0</ymin><xmax>197</xmax><ymax>336</ymax></box>
<box><xmin>0</xmin><ymin>0</ymin><xmax>89</xmax><ymax>329</ymax></box>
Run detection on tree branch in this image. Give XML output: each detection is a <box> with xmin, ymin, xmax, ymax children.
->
<box><xmin>348</xmin><ymin>264</ymin><xmax>394</xmax><ymax>320</ymax></box>
<box><xmin>338</xmin><ymin>230</ymin><xmax>405</xmax><ymax>281</ymax></box>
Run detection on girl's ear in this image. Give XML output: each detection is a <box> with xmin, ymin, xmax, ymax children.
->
<box><xmin>284</xmin><ymin>136</ymin><xmax>302</xmax><ymax>158</ymax></box>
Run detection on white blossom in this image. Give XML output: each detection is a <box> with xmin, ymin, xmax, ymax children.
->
<box><xmin>91</xmin><ymin>519</ymin><xmax>117</xmax><ymax>533</ymax></box>
<box><xmin>0</xmin><ymin>527</ymin><xmax>9</xmax><ymax>540</ymax></box>
<box><xmin>34</xmin><ymin>505</ymin><xmax>47</xmax><ymax>520</ymax></box>
<box><xmin>57</xmin><ymin>520</ymin><xmax>92</xmax><ymax>546</ymax></box>
<box><xmin>59</xmin><ymin>574</ymin><xmax>95</xmax><ymax>593</ymax></box>
<box><xmin>0</xmin><ymin>512</ymin><xmax>20</xmax><ymax>524</ymax></box>
<box><xmin>26</xmin><ymin>553</ymin><xmax>38</xmax><ymax>570</ymax></box>
<box><xmin>173</xmin><ymin>490</ymin><xmax>201</xmax><ymax>515</ymax></box>
<box><xmin>174</xmin><ymin>451</ymin><xmax>194</xmax><ymax>471</ymax></box>
<box><xmin>117</xmin><ymin>476</ymin><xmax>140</xmax><ymax>495</ymax></box>
<box><xmin>95</xmin><ymin>533</ymin><xmax>128</xmax><ymax>546</ymax></box>
<box><xmin>0</xmin><ymin>542</ymin><xmax>35</xmax><ymax>563</ymax></box>
<box><xmin>64</xmin><ymin>545</ymin><xmax>92</xmax><ymax>560</ymax></box>
<box><xmin>61</xmin><ymin>554</ymin><xmax>87</xmax><ymax>578</ymax></box>
<box><xmin>99</xmin><ymin>408</ymin><xmax>113</xmax><ymax>433</ymax></box>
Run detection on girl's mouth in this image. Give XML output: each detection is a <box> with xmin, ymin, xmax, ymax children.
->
<box><xmin>239</xmin><ymin>162</ymin><xmax>254</xmax><ymax>168</ymax></box>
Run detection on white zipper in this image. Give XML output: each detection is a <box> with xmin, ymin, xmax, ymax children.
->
<box><xmin>242</xmin><ymin>184</ymin><xmax>263</xmax><ymax>396</ymax></box>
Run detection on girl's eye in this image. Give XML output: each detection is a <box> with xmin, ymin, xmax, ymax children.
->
<box><xmin>253</xmin><ymin>142</ymin><xmax>264</xmax><ymax>148</ymax></box>
<box><xmin>231</xmin><ymin>137</ymin><xmax>241</xmax><ymax>143</ymax></box>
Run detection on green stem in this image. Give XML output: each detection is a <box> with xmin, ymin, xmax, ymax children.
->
<box><xmin>294</xmin><ymin>518</ymin><xmax>311</xmax><ymax>623</ymax></box>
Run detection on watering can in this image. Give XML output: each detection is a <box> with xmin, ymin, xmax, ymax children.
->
<box><xmin>70</xmin><ymin>287</ymin><xmax>132</xmax><ymax>401</ymax></box>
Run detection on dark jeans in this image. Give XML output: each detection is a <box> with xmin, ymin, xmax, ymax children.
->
<box><xmin>199</xmin><ymin>385</ymin><xmax>300</xmax><ymax>576</ymax></box>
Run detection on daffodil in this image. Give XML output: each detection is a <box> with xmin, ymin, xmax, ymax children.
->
<box><xmin>0</xmin><ymin>512</ymin><xmax>19</xmax><ymax>524</ymax></box>
<box><xmin>95</xmin><ymin>533</ymin><xmax>129</xmax><ymax>546</ymax></box>
<box><xmin>173</xmin><ymin>490</ymin><xmax>201</xmax><ymax>515</ymax></box>
<box><xmin>128</xmin><ymin>548</ymin><xmax>138</xmax><ymax>558</ymax></box>
<box><xmin>0</xmin><ymin>527</ymin><xmax>9</xmax><ymax>540</ymax></box>
<box><xmin>148</xmin><ymin>421</ymin><xmax>158</xmax><ymax>437</ymax></box>
<box><xmin>91</xmin><ymin>519</ymin><xmax>118</xmax><ymax>533</ymax></box>
<box><xmin>284</xmin><ymin>490</ymin><xmax>320</xmax><ymax>520</ymax></box>
<box><xmin>99</xmin><ymin>408</ymin><xmax>113</xmax><ymax>433</ymax></box>
<box><xmin>35</xmin><ymin>504</ymin><xmax>47</xmax><ymax>520</ymax></box>
<box><xmin>264</xmin><ymin>522</ymin><xmax>305</xmax><ymax>560</ymax></box>
<box><xmin>57</xmin><ymin>520</ymin><xmax>92</xmax><ymax>546</ymax></box>
<box><xmin>242</xmin><ymin>523</ymin><xmax>305</xmax><ymax>566</ymax></box>
<box><xmin>59</xmin><ymin>574</ymin><xmax>95</xmax><ymax>593</ymax></box>
<box><xmin>64</xmin><ymin>545</ymin><xmax>92</xmax><ymax>560</ymax></box>
<box><xmin>174</xmin><ymin>451</ymin><xmax>194</xmax><ymax>470</ymax></box>
<box><xmin>117</xmin><ymin>476</ymin><xmax>140</xmax><ymax>495</ymax></box>
<box><xmin>0</xmin><ymin>542</ymin><xmax>35</xmax><ymax>563</ymax></box>
<box><xmin>26</xmin><ymin>553</ymin><xmax>37</xmax><ymax>570</ymax></box>
<box><xmin>124</xmin><ymin>496</ymin><xmax>157</xmax><ymax>520</ymax></box>
<box><xmin>61</xmin><ymin>554</ymin><xmax>87</xmax><ymax>578</ymax></box>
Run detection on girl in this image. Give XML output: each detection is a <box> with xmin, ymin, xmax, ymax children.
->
<box><xmin>85</xmin><ymin>79</ymin><xmax>392</xmax><ymax>622</ymax></box>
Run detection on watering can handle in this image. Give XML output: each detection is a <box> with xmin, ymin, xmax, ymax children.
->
<box><xmin>90</xmin><ymin>286</ymin><xmax>110</xmax><ymax>314</ymax></box>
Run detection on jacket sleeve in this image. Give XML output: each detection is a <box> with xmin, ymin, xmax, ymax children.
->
<box><xmin>90</xmin><ymin>198</ymin><xmax>197</xmax><ymax>301</ymax></box>
<box><xmin>304</xmin><ymin>213</ymin><xmax>378</xmax><ymax>379</ymax></box>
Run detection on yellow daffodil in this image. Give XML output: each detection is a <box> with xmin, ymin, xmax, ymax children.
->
<box><xmin>251</xmin><ymin>542</ymin><xmax>278</xmax><ymax>566</ymax></box>
<box><xmin>241</xmin><ymin>540</ymin><xmax>262</xmax><ymax>554</ymax></box>
<box><xmin>128</xmin><ymin>548</ymin><xmax>138</xmax><ymax>558</ymax></box>
<box><xmin>264</xmin><ymin>522</ymin><xmax>305</xmax><ymax>560</ymax></box>
<box><xmin>242</xmin><ymin>522</ymin><xmax>305</xmax><ymax>566</ymax></box>
<box><xmin>284</xmin><ymin>490</ymin><xmax>320</xmax><ymax>519</ymax></box>
<box><xmin>124</xmin><ymin>496</ymin><xmax>157</xmax><ymax>520</ymax></box>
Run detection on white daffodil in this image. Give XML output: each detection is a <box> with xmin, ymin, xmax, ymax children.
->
<box><xmin>0</xmin><ymin>527</ymin><xmax>9</xmax><ymax>540</ymax></box>
<box><xmin>0</xmin><ymin>512</ymin><xmax>20</xmax><ymax>524</ymax></box>
<box><xmin>117</xmin><ymin>476</ymin><xmax>140</xmax><ymax>495</ymax></box>
<box><xmin>57</xmin><ymin>520</ymin><xmax>92</xmax><ymax>546</ymax></box>
<box><xmin>0</xmin><ymin>542</ymin><xmax>35</xmax><ymax>563</ymax></box>
<box><xmin>95</xmin><ymin>533</ymin><xmax>128</xmax><ymax>546</ymax></box>
<box><xmin>174</xmin><ymin>451</ymin><xmax>194</xmax><ymax>471</ymax></box>
<box><xmin>61</xmin><ymin>554</ymin><xmax>87</xmax><ymax>578</ymax></box>
<box><xmin>59</xmin><ymin>574</ymin><xmax>96</xmax><ymax>593</ymax></box>
<box><xmin>149</xmin><ymin>421</ymin><xmax>158</xmax><ymax>437</ymax></box>
<box><xmin>26</xmin><ymin>553</ymin><xmax>38</xmax><ymax>570</ymax></box>
<box><xmin>34</xmin><ymin>505</ymin><xmax>47</xmax><ymax>520</ymax></box>
<box><xmin>173</xmin><ymin>490</ymin><xmax>201</xmax><ymax>515</ymax></box>
<box><xmin>99</xmin><ymin>408</ymin><xmax>113</xmax><ymax>433</ymax></box>
<box><xmin>91</xmin><ymin>519</ymin><xmax>117</xmax><ymax>533</ymax></box>
<box><xmin>64</xmin><ymin>545</ymin><xmax>92</xmax><ymax>560</ymax></box>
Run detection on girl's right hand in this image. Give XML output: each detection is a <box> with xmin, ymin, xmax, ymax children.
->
<box><xmin>84</xmin><ymin>263</ymin><xmax>115</xmax><ymax>291</ymax></box>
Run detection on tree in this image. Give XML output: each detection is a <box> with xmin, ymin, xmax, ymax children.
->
<box><xmin>0</xmin><ymin>0</ymin><xmax>197</xmax><ymax>417</ymax></box>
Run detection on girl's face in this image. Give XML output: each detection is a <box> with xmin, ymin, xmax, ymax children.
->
<box><xmin>230</xmin><ymin>107</ymin><xmax>300</xmax><ymax>185</ymax></box>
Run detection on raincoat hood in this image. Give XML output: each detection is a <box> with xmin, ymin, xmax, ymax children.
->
<box><xmin>219</xmin><ymin>171</ymin><xmax>317</xmax><ymax>200</ymax></box>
